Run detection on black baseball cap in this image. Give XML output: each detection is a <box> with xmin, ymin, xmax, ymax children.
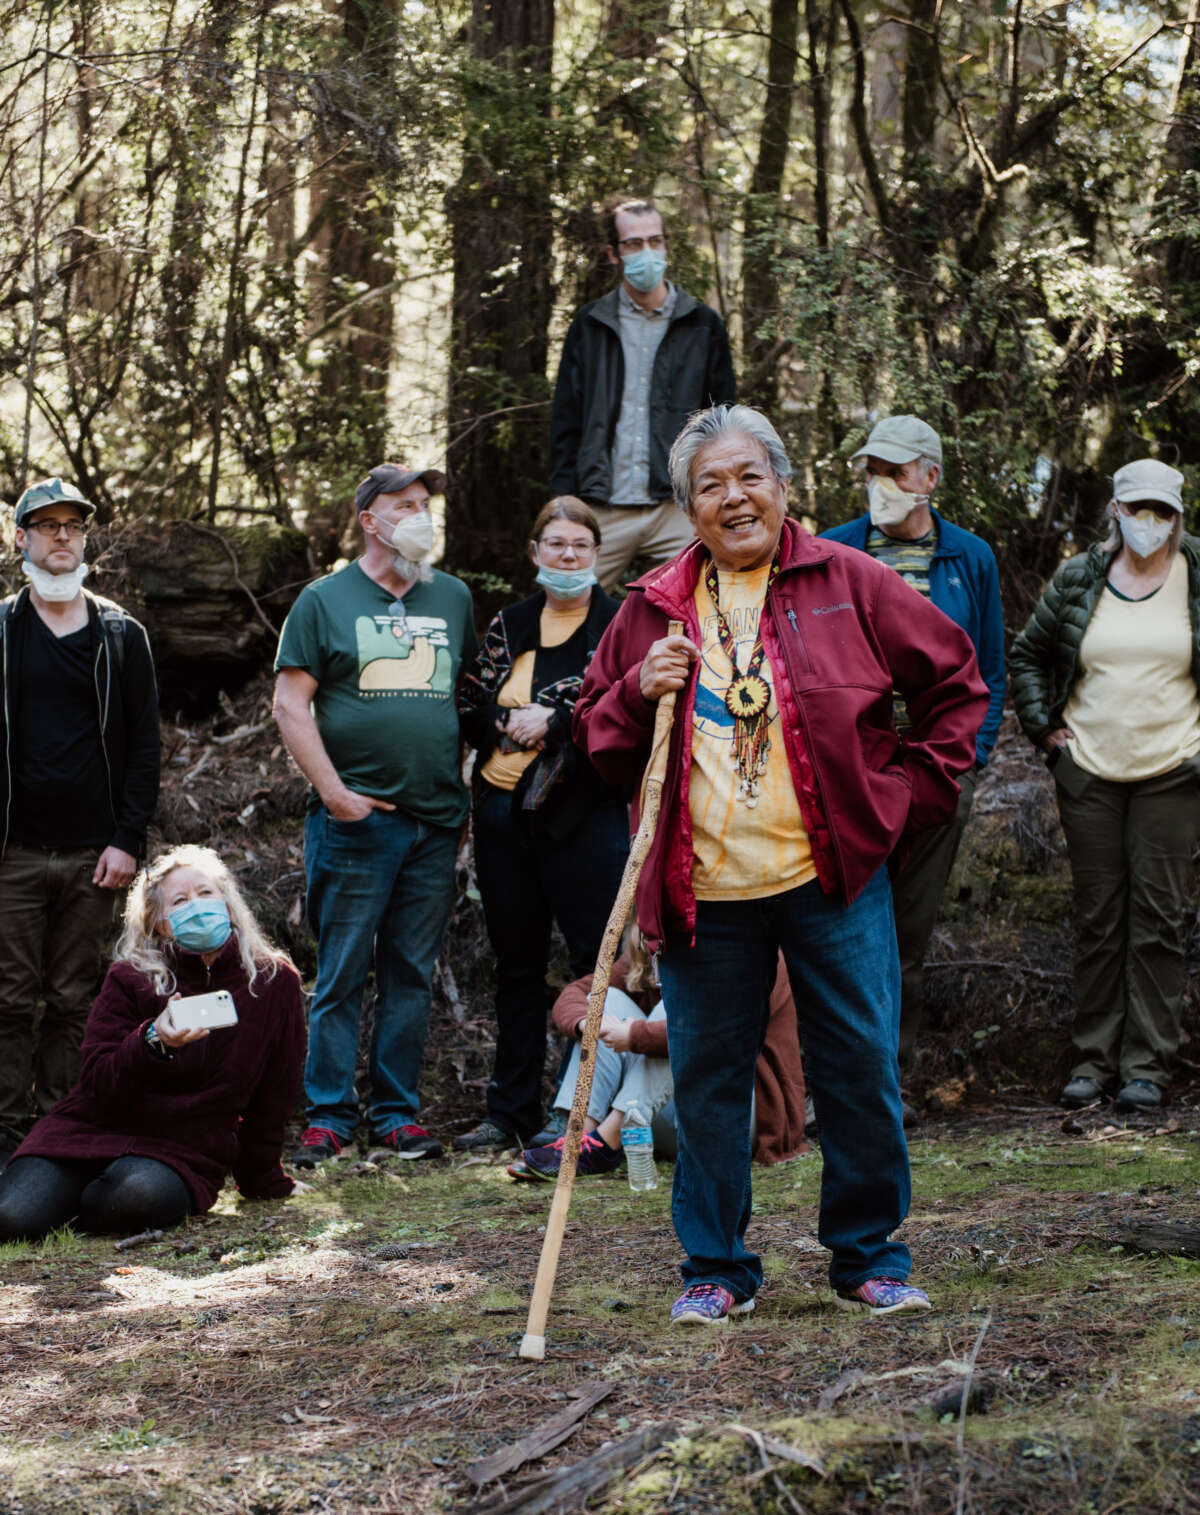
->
<box><xmin>354</xmin><ymin>464</ymin><xmax>446</xmax><ymax>514</ymax></box>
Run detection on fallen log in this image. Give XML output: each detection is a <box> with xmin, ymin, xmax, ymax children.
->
<box><xmin>1114</xmin><ymin>1221</ymin><xmax>1200</xmax><ymax>1257</ymax></box>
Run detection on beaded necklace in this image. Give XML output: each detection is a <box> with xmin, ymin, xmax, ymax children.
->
<box><xmin>703</xmin><ymin>554</ymin><xmax>779</xmax><ymax>807</ymax></box>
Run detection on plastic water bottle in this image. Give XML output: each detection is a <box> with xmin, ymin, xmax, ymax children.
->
<box><xmin>621</xmin><ymin>1103</ymin><xmax>658</xmax><ymax>1192</ymax></box>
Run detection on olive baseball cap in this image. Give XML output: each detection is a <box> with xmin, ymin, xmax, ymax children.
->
<box><xmin>354</xmin><ymin>463</ymin><xmax>447</xmax><ymax>514</ymax></box>
<box><xmin>851</xmin><ymin>415</ymin><xmax>943</xmax><ymax>468</ymax></box>
<box><xmin>1112</xmin><ymin>459</ymin><xmax>1184</xmax><ymax>513</ymax></box>
<box><xmin>14</xmin><ymin>477</ymin><xmax>97</xmax><ymax>528</ymax></box>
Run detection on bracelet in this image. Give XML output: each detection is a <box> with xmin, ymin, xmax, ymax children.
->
<box><xmin>144</xmin><ymin>1021</ymin><xmax>171</xmax><ymax>1058</ymax></box>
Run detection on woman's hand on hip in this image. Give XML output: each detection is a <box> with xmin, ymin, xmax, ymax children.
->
<box><xmin>639</xmin><ymin>636</ymin><xmax>699</xmax><ymax>701</ymax></box>
<box><xmin>1042</xmin><ymin>727</ymin><xmax>1074</xmax><ymax>754</ymax></box>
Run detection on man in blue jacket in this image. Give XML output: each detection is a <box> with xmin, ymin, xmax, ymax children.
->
<box><xmin>822</xmin><ymin>417</ymin><xmax>1005</xmax><ymax>1103</ymax></box>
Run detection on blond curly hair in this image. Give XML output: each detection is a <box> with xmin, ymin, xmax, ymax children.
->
<box><xmin>115</xmin><ymin>844</ymin><xmax>291</xmax><ymax>997</ymax></box>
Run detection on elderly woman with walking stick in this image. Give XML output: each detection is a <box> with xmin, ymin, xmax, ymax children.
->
<box><xmin>573</xmin><ymin>405</ymin><xmax>988</xmax><ymax>1324</ymax></box>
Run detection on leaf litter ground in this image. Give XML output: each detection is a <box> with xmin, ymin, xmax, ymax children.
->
<box><xmin>3</xmin><ymin>1108</ymin><xmax>1200</xmax><ymax>1514</ymax></box>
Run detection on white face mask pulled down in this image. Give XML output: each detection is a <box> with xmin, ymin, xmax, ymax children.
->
<box><xmin>867</xmin><ymin>475</ymin><xmax>929</xmax><ymax>529</ymax></box>
<box><xmin>23</xmin><ymin>558</ymin><xmax>88</xmax><ymax>602</ymax></box>
<box><xmin>1117</xmin><ymin>509</ymin><xmax>1174</xmax><ymax>560</ymax></box>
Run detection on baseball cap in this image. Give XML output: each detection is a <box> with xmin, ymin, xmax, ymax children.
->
<box><xmin>1112</xmin><ymin>459</ymin><xmax>1184</xmax><ymax>513</ymax></box>
<box><xmin>14</xmin><ymin>477</ymin><xmax>97</xmax><ymax>528</ymax></box>
<box><xmin>355</xmin><ymin>463</ymin><xmax>447</xmax><ymax>514</ymax></box>
<box><xmin>851</xmin><ymin>415</ymin><xmax>943</xmax><ymax>468</ymax></box>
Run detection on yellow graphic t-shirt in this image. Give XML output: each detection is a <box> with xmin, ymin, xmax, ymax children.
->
<box><xmin>690</xmin><ymin>564</ymin><xmax>816</xmax><ymax>900</ymax></box>
<box><xmin>481</xmin><ymin>599</ymin><xmax>590</xmax><ymax>791</ymax></box>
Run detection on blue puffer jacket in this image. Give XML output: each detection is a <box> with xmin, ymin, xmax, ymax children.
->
<box><xmin>820</xmin><ymin>509</ymin><xmax>1005</xmax><ymax>765</ymax></box>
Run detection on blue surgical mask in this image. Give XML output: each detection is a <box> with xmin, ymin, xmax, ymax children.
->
<box><xmin>167</xmin><ymin>898</ymin><xmax>232</xmax><ymax>953</ymax></box>
<box><xmin>621</xmin><ymin>248</ymin><xmax>667</xmax><ymax>294</ymax></box>
<box><xmin>536</xmin><ymin>563</ymin><xmax>597</xmax><ymax>598</ymax></box>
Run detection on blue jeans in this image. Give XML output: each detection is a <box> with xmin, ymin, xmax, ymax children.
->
<box><xmin>659</xmin><ymin>868</ymin><xmax>909</xmax><ymax>1300</ymax></box>
<box><xmin>304</xmin><ymin>805</ymin><xmax>459</xmax><ymax>1139</ymax></box>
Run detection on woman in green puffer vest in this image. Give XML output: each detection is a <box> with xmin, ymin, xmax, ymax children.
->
<box><xmin>1011</xmin><ymin>460</ymin><xmax>1200</xmax><ymax>1114</ymax></box>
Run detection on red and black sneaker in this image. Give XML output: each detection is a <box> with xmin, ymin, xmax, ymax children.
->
<box><xmin>377</xmin><ymin>1124</ymin><xmax>444</xmax><ymax>1160</ymax></box>
<box><xmin>290</xmin><ymin>1126</ymin><xmax>344</xmax><ymax>1168</ymax></box>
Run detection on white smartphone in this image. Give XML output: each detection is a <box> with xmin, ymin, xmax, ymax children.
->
<box><xmin>167</xmin><ymin>989</ymin><xmax>238</xmax><ymax>1032</ymax></box>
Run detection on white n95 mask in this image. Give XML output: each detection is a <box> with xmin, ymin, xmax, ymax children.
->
<box><xmin>867</xmin><ymin>475</ymin><xmax>927</xmax><ymax>529</ymax></box>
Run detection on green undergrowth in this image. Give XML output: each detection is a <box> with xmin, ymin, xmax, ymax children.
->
<box><xmin>2</xmin><ymin>1120</ymin><xmax>1200</xmax><ymax>1512</ymax></box>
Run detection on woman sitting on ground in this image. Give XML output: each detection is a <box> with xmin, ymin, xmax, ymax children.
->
<box><xmin>0</xmin><ymin>845</ymin><xmax>306</xmax><ymax>1241</ymax></box>
<box><xmin>509</xmin><ymin>932</ymin><xmax>809</xmax><ymax>1180</ymax></box>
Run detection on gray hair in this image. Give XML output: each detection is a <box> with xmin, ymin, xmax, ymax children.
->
<box><xmin>669</xmin><ymin>405</ymin><xmax>792</xmax><ymax>511</ymax></box>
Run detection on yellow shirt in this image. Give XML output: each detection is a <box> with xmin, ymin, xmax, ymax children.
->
<box><xmin>1064</xmin><ymin>553</ymin><xmax>1200</xmax><ymax>781</ymax></box>
<box><xmin>690</xmin><ymin>563</ymin><xmax>816</xmax><ymax>899</ymax></box>
<box><xmin>480</xmin><ymin>599</ymin><xmax>590</xmax><ymax>791</ymax></box>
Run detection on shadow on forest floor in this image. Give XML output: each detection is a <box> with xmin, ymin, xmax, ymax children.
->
<box><xmin>3</xmin><ymin>1106</ymin><xmax>1200</xmax><ymax>1514</ymax></box>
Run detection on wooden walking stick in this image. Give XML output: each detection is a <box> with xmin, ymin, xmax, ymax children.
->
<box><xmin>519</xmin><ymin>620</ymin><xmax>684</xmax><ymax>1362</ymax></box>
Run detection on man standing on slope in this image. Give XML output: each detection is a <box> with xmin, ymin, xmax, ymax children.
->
<box><xmin>549</xmin><ymin>197</ymin><xmax>736</xmax><ymax>591</ymax></box>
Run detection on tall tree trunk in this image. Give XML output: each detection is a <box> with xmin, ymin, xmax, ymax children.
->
<box><xmin>302</xmin><ymin>0</ymin><xmax>399</xmax><ymax>561</ymax></box>
<box><xmin>741</xmin><ymin>0</ymin><xmax>800</xmax><ymax>410</ymax></box>
<box><xmin>444</xmin><ymin>0</ymin><xmax>555</xmax><ymax>607</ymax></box>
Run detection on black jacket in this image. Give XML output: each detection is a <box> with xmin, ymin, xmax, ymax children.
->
<box><xmin>457</xmin><ymin>587</ymin><xmax>626</xmax><ymax>839</ymax></box>
<box><xmin>548</xmin><ymin>287</ymin><xmax>736</xmax><ymax>505</ymax></box>
<box><xmin>0</xmin><ymin>587</ymin><xmax>160</xmax><ymax>857</ymax></box>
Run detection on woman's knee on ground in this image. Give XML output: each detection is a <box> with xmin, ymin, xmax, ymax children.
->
<box><xmin>77</xmin><ymin>1160</ymin><xmax>191</xmax><ymax>1235</ymax></box>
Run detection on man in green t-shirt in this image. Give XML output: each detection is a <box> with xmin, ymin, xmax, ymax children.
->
<box><xmin>274</xmin><ymin>463</ymin><xmax>476</xmax><ymax>1165</ymax></box>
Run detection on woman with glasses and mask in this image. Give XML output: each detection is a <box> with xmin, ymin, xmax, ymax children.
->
<box><xmin>455</xmin><ymin>498</ymin><xmax>630</xmax><ymax>1151</ymax></box>
<box><xmin>1012</xmin><ymin>460</ymin><xmax>1200</xmax><ymax>1114</ymax></box>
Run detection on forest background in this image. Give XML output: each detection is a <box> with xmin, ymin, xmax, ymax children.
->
<box><xmin>3</xmin><ymin>0</ymin><xmax>1200</xmax><ymax>666</ymax></box>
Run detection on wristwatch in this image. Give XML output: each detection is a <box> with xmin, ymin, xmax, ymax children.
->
<box><xmin>144</xmin><ymin>1021</ymin><xmax>170</xmax><ymax>1058</ymax></box>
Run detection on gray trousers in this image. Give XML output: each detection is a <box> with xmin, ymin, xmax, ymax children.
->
<box><xmin>1054</xmin><ymin>748</ymin><xmax>1200</xmax><ymax>1089</ymax></box>
<box><xmin>0</xmin><ymin>845</ymin><xmax>122</xmax><ymax>1144</ymax></box>
<box><xmin>894</xmin><ymin>765</ymin><xmax>979</xmax><ymax>1066</ymax></box>
<box><xmin>553</xmin><ymin>988</ymin><xmax>678</xmax><ymax>1156</ymax></box>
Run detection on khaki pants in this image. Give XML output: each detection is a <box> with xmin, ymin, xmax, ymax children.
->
<box><xmin>592</xmin><ymin>502</ymin><xmax>696</xmax><ymax>593</ymax></box>
<box><xmin>0</xmin><ymin>845</ymin><xmax>122</xmax><ymax>1144</ymax></box>
<box><xmin>894</xmin><ymin>765</ymin><xmax>979</xmax><ymax>1066</ymax></box>
<box><xmin>1054</xmin><ymin>749</ymin><xmax>1200</xmax><ymax>1089</ymax></box>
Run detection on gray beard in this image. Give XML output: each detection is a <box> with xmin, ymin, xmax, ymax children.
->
<box><xmin>392</xmin><ymin>552</ymin><xmax>433</xmax><ymax>584</ymax></box>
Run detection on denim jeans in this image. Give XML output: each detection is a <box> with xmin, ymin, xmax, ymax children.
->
<box><xmin>553</xmin><ymin>987</ymin><xmax>678</xmax><ymax>1156</ymax></box>
<box><xmin>304</xmin><ymin>805</ymin><xmax>459</xmax><ymax>1139</ymax></box>
<box><xmin>659</xmin><ymin>867</ymin><xmax>909</xmax><ymax>1299</ymax></box>
<box><xmin>473</xmin><ymin>785</ymin><xmax>629</xmax><ymax>1137</ymax></box>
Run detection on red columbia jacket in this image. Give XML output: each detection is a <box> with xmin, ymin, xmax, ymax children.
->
<box><xmin>573</xmin><ymin>518</ymin><xmax>989</xmax><ymax>951</ymax></box>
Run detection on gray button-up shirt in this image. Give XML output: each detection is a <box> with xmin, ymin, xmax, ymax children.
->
<box><xmin>608</xmin><ymin>281</ymin><xmax>678</xmax><ymax>506</ymax></box>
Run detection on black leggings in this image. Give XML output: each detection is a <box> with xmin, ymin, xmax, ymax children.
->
<box><xmin>0</xmin><ymin>1155</ymin><xmax>192</xmax><ymax>1242</ymax></box>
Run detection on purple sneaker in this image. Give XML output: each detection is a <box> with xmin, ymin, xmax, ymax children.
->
<box><xmin>835</xmin><ymin>1278</ymin><xmax>932</xmax><ymax>1317</ymax></box>
<box><xmin>507</xmin><ymin>1130</ymin><xmax>622</xmax><ymax>1182</ymax></box>
<box><xmin>670</xmin><ymin>1282</ymin><xmax>756</xmax><ymax>1325</ymax></box>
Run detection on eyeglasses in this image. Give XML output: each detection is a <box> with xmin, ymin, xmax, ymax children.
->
<box><xmin>27</xmin><ymin>520</ymin><xmax>87</xmax><ymax>539</ymax></box>
<box><xmin>618</xmin><ymin>235</ymin><xmax>667</xmax><ymax>252</ymax></box>
<box><xmin>538</xmin><ymin>538</ymin><xmax>597</xmax><ymax>558</ymax></box>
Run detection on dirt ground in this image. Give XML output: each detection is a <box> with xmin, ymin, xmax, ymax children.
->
<box><xmin>4</xmin><ymin>679</ymin><xmax>1200</xmax><ymax>1512</ymax></box>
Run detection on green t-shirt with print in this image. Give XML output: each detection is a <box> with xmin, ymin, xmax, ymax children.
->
<box><xmin>275</xmin><ymin>561</ymin><xmax>477</xmax><ymax>828</ymax></box>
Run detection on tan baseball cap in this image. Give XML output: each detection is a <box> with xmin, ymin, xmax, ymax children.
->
<box><xmin>1112</xmin><ymin>459</ymin><xmax>1184</xmax><ymax>513</ymax></box>
<box><xmin>851</xmin><ymin>415</ymin><xmax>942</xmax><ymax>468</ymax></box>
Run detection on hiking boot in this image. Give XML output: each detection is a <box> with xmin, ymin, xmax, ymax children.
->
<box><xmin>507</xmin><ymin>1130</ymin><xmax>621</xmax><ymax>1182</ymax></box>
<box><xmin>377</xmin><ymin>1124</ymin><xmax>444</xmax><ymax>1160</ymax></box>
<box><xmin>528</xmin><ymin>1110</ymin><xmax>569</xmax><ymax>1148</ymax></box>
<box><xmin>1115</xmin><ymin>1079</ymin><xmax>1162</xmax><ymax>1112</ymax></box>
<box><xmin>290</xmin><ymin>1127</ymin><xmax>345</xmax><ymax>1168</ymax></box>
<box><xmin>670</xmin><ymin>1282</ymin><xmax>755</xmax><ymax>1325</ymax></box>
<box><xmin>452</xmin><ymin>1118</ymin><xmax>518</xmax><ymax>1152</ymax></box>
<box><xmin>835</xmin><ymin>1278</ymin><xmax>932</xmax><ymax>1317</ymax></box>
<box><xmin>1061</xmin><ymin>1075</ymin><xmax>1105</xmax><ymax>1109</ymax></box>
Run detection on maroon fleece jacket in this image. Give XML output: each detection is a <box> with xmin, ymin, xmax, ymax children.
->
<box><xmin>573</xmin><ymin>519</ymin><xmax>988</xmax><ymax>949</ymax></box>
<box><xmin>15</xmin><ymin>937</ymin><xmax>305</xmax><ymax>1212</ymax></box>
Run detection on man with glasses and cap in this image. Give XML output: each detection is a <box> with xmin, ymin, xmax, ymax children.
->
<box><xmin>273</xmin><ymin>463</ymin><xmax>476</xmax><ymax>1165</ymax></box>
<box><xmin>549</xmin><ymin>196</ymin><xmax>736</xmax><ymax>592</ymax></box>
<box><xmin>0</xmin><ymin>478</ymin><xmax>160</xmax><ymax>1172</ymax></box>
<box><xmin>822</xmin><ymin>418</ymin><xmax>1004</xmax><ymax>1115</ymax></box>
